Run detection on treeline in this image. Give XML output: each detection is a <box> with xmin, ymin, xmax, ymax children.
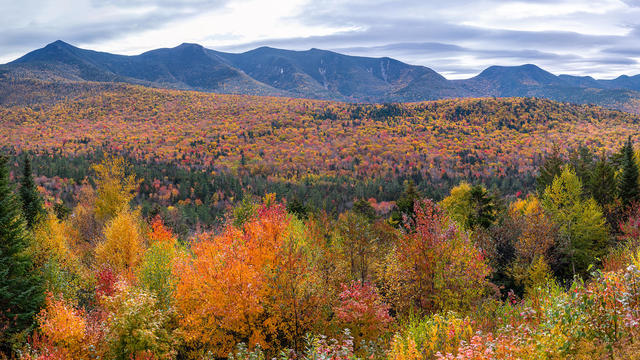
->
<box><xmin>5</xmin><ymin>148</ymin><xmax>533</xmax><ymax>235</ymax></box>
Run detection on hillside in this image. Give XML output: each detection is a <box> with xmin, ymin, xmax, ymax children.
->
<box><xmin>1</xmin><ymin>84</ymin><xmax>638</xmax><ymax>184</ymax></box>
<box><xmin>4</xmin><ymin>86</ymin><xmax>640</xmax><ymax>360</ymax></box>
<box><xmin>2</xmin><ymin>41</ymin><xmax>640</xmax><ymax>112</ymax></box>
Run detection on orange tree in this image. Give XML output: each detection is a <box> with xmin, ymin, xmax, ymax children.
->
<box><xmin>174</xmin><ymin>198</ymin><xmax>323</xmax><ymax>358</ymax></box>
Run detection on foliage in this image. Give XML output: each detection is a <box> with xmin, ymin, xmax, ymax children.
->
<box><xmin>542</xmin><ymin>167</ymin><xmax>609</xmax><ymax>279</ymax></box>
<box><xmin>0</xmin><ymin>156</ymin><xmax>44</xmax><ymax>354</ymax></box>
<box><xmin>441</xmin><ymin>182</ymin><xmax>496</xmax><ymax>231</ymax></box>
<box><xmin>389</xmin><ymin>312</ymin><xmax>473</xmax><ymax>360</ymax></box>
<box><xmin>391</xmin><ymin>200</ymin><xmax>491</xmax><ymax>315</ymax></box>
<box><xmin>334</xmin><ymin>281</ymin><xmax>393</xmax><ymax>343</ymax></box>
<box><xmin>20</xmin><ymin>155</ymin><xmax>45</xmax><ymax>229</ymax></box>
<box><xmin>34</xmin><ymin>294</ymin><xmax>94</xmax><ymax>359</ymax></box>
<box><xmin>100</xmin><ymin>281</ymin><xmax>175</xmax><ymax>360</ymax></box>
<box><xmin>174</xmin><ymin>200</ymin><xmax>322</xmax><ymax>357</ymax></box>
<box><xmin>618</xmin><ymin>137</ymin><xmax>640</xmax><ymax>209</ymax></box>
<box><xmin>92</xmin><ymin>157</ymin><xmax>139</xmax><ymax>223</ymax></box>
<box><xmin>95</xmin><ymin>210</ymin><xmax>145</xmax><ymax>276</ymax></box>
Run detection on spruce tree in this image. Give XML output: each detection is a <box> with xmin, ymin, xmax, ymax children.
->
<box><xmin>536</xmin><ymin>145</ymin><xmax>563</xmax><ymax>195</ymax></box>
<box><xmin>391</xmin><ymin>180</ymin><xmax>421</xmax><ymax>225</ymax></box>
<box><xmin>0</xmin><ymin>156</ymin><xmax>44</xmax><ymax>353</ymax></box>
<box><xmin>618</xmin><ymin>136</ymin><xmax>639</xmax><ymax>208</ymax></box>
<box><xmin>588</xmin><ymin>153</ymin><xmax>616</xmax><ymax>208</ymax></box>
<box><xmin>19</xmin><ymin>155</ymin><xmax>44</xmax><ymax>229</ymax></box>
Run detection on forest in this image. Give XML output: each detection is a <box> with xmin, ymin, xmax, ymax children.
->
<box><xmin>3</xmin><ymin>88</ymin><xmax>640</xmax><ymax>359</ymax></box>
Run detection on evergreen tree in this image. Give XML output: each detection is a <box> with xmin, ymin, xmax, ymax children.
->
<box><xmin>618</xmin><ymin>136</ymin><xmax>640</xmax><ymax>208</ymax></box>
<box><xmin>353</xmin><ymin>198</ymin><xmax>377</xmax><ymax>221</ymax></box>
<box><xmin>19</xmin><ymin>155</ymin><xmax>44</xmax><ymax>229</ymax></box>
<box><xmin>536</xmin><ymin>145</ymin><xmax>563</xmax><ymax>195</ymax></box>
<box><xmin>286</xmin><ymin>197</ymin><xmax>308</xmax><ymax>219</ymax></box>
<box><xmin>468</xmin><ymin>185</ymin><xmax>497</xmax><ymax>230</ymax></box>
<box><xmin>569</xmin><ymin>145</ymin><xmax>595</xmax><ymax>186</ymax></box>
<box><xmin>588</xmin><ymin>153</ymin><xmax>617</xmax><ymax>208</ymax></box>
<box><xmin>0</xmin><ymin>156</ymin><xmax>44</xmax><ymax>353</ymax></box>
<box><xmin>390</xmin><ymin>180</ymin><xmax>421</xmax><ymax>225</ymax></box>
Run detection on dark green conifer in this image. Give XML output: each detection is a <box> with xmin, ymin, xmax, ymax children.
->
<box><xmin>19</xmin><ymin>155</ymin><xmax>44</xmax><ymax>229</ymax></box>
<box><xmin>0</xmin><ymin>156</ymin><xmax>44</xmax><ymax>353</ymax></box>
<box><xmin>618</xmin><ymin>136</ymin><xmax>639</xmax><ymax>208</ymax></box>
<box><xmin>390</xmin><ymin>180</ymin><xmax>421</xmax><ymax>225</ymax></box>
<box><xmin>588</xmin><ymin>153</ymin><xmax>617</xmax><ymax>208</ymax></box>
<box><xmin>536</xmin><ymin>145</ymin><xmax>563</xmax><ymax>195</ymax></box>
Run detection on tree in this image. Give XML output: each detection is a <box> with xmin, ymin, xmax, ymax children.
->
<box><xmin>588</xmin><ymin>153</ymin><xmax>617</xmax><ymax>208</ymax></box>
<box><xmin>286</xmin><ymin>197</ymin><xmax>308</xmax><ymax>220</ymax></box>
<box><xmin>352</xmin><ymin>198</ymin><xmax>377</xmax><ymax>221</ymax></box>
<box><xmin>618</xmin><ymin>136</ymin><xmax>639</xmax><ymax>209</ymax></box>
<box><xmin>174</xmin><ymin>200</ymin><xmax>321</xmax><ymax>357</ymax></box>
<box><xmin>19</xmin><ymin>155</ymin><xmax>44</xmax><ymax>229</ymax></box>
<box><xmin>336</xmin><ymin>211</ymin><xmax>379</xmax><ymax>283</ymax></box>
<box><xmin>390</xmin><ymin>180</ymin><xmax>421</xmax><ymax>226</ymax></box>
<box><xmin>93</xmin><ymin>157</ymin><xmax>139</xmax><ymax>223</ymax></box>
<box><xmin>0</xmin><ymin>156</ymin><xmax>44</xmax><ymax>353</ymax></box>
<box><xmin>441</xmin><ymin>182</ymin><xmax>496</xmax><ymax>231</ymax></box>
<box><xmin>95</xmin><ymin>210</ymin><xmax>145</xmax><ymax>277</ymax></box>
<box><xmin>536</xmin><ymin>145</ymin><xmax>563</xmax><ymax>195</ymax></box>
<box><xmin>542</xmin><ymin>167</ymin><xmax>609</xmax><ymax>279</ymax></box>
<box><xmin>390</xmin><ymin>199</ymin><xmax>491</xmax><ymax>314</ymax></box>
<box><xmin>138</xmin><ymin>216</ymin><xmax>178</xmax><ymax>309</ymax></box>
<box><xmin>334</xmin><ymin>281</ymin><xmax>393</xmax><ymax>343</ymax></box>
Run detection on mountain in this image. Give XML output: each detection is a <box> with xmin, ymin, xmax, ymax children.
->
<box><xmin>3</xmin><ymin>41</ymin><xmax>285</xmax><ymax>96</ymax></box>
<box><xmin>2</xmin><ymin>40</ymin><xmax>640</xmax><ymax>112</ymax></box>
<box><xmin>456</xmin><ymin>64</ymin><xmax>566</xmax><ymax>97</ymax></box>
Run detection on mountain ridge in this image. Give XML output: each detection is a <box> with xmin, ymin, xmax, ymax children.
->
<box><xmin>2</xmin><ymin>40</ymin><xmax>640</xmax><ymax>112</ymax></box>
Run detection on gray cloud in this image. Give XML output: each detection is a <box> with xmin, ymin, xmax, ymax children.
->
<box><xmin>0</xmin><ymin>0</ymin><xmax>230</xmax><ymax>58</ymax></box>
<box><xmin>1</xmin><ymin>0</ymin><xmax>640</xmax><ymax>78</ymax></box>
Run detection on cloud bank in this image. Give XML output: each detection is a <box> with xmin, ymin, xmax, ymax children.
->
<box><xmin>1</xmin><ymin>0</ymin><xmax>639</xmax><ymax>78</ymax></box>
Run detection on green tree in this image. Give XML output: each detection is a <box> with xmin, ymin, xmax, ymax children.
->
<box><xmin>390</xmin><ymin>180</ymin><xmax>421</xmax><ymax>226</ymax></box>
<box><xmin>588</xmin><ymin>153</ymin><xmax>617</xmax><ymax>208</ymax></box>
<box><xmin>618</xmin><ymin>136</ymin><xmax>639</xmax><ymax>209</ymax></box>
<box><xmin>286</xmin><ymin>197</ymin><xmax>308</xmax><ymax>219</ymax></box>
<box><xmin>19</xmin><ymin>155</ymin><xmax>44</xmax><ymax>229</ymax></box>
<box><xmin>441</xmin><ymin>182</ymin><xmax>496</xmax><ymax>231</ymax></box>
<box><xmin>0</xmin><ymin>156</ymin><xmax>44</xmax><ymax>353</ymax></box>
<box><xmin>569</xmin><ymin>145</ymin><xmax>595</xmax><ymax>186</ymax></box>
<box><xmin>536</xmin><ymin>145</ymin><xmax>563</xmax><ymax>195</ymax></box>
<box><xmin>542</xmin><ymin>167</ymin><xmax>608</xmax><ymax>279</ymax></box>
<box><xmin>352</xmin><ymin>198</ymin><xmax>377</xmax><ymax>221</ymax></box>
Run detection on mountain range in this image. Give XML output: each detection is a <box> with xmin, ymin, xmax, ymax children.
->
<box><xmin>2</xmin><ymin>40</ymin><xmax>640</xmax><ymax>112</ymax></box>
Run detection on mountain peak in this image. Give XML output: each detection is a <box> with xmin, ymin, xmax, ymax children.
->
<box><xmin>176</xmin><ymin>42</ymin><xmax>203</xmax><ymax>49</ymax></box>
<box><xmin>46</xmin><ymin>40</ymin><xmax>73</xmax><ymax>49</ymax></box>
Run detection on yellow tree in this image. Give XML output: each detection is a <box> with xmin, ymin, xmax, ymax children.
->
<box><xmin>95</xmin><ymin>210</ymin><xmax>145</xmax><ymax>277</ymax></box>
<box><xmin>92</xmin><ymin>157</ymin><xmax>139</xmax><ymax>223</ymax></box>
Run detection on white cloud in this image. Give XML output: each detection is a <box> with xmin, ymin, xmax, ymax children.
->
<box><xmin>1</xmin><ymin>0</ymin><xmax>640</xmax><ymax>78</ymax></box>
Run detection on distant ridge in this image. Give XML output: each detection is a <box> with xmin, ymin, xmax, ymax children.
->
<box><xmin>2</xmin><ymin>40</ymin><xmax>640</xmax><ymax>112</ymax></box>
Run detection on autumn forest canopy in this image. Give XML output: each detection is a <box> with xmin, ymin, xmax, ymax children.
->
<box><xmin>3</xmin><ymin>81</ymin><xmax>640</xmax><ymax>360</ymax></box>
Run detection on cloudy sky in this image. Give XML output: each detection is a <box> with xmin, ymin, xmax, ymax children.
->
<box><xmin>1</xmin><ymin>0</ymin><xmax>640</xmax><ymax>79</ymax></box>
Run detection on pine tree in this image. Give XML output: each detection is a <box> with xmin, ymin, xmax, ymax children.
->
<box><xmin>0</xmin><ymin>156</ymin><xmax>44</xmax><ymax>353</ymax></box>
<box><xmin>588</xmin><ymin>153</ymin><xmax>616</xmax><ymax>208</ymax></box>
<box><xmin>391</xmin><ymin>180</ymin><xmax>421</xmax><ymax>225</ymax></box>
<box><xmin>468</xmin><ymin>185</ymin><xmax>497</xmax><ymax>230</ymax></box>
<box><xmin>618</xmin><ymin>136</ymin><xmax>639</xmax><ymax>208</ymax></box>
<box><xmin>19</xmin><ymin>155</ymin><xmax>44</xmax><ymax>229</ymax></box>
<box><xmin>536</xmin><ymin>145</ymin><xmax>563</xmax><ymax>195</ymax></box>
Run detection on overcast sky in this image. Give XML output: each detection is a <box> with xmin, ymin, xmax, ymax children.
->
<box><xmin>1</xmin><ymin>0</ymin><xmax>640</xmax><ymax>79</ymax></box>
